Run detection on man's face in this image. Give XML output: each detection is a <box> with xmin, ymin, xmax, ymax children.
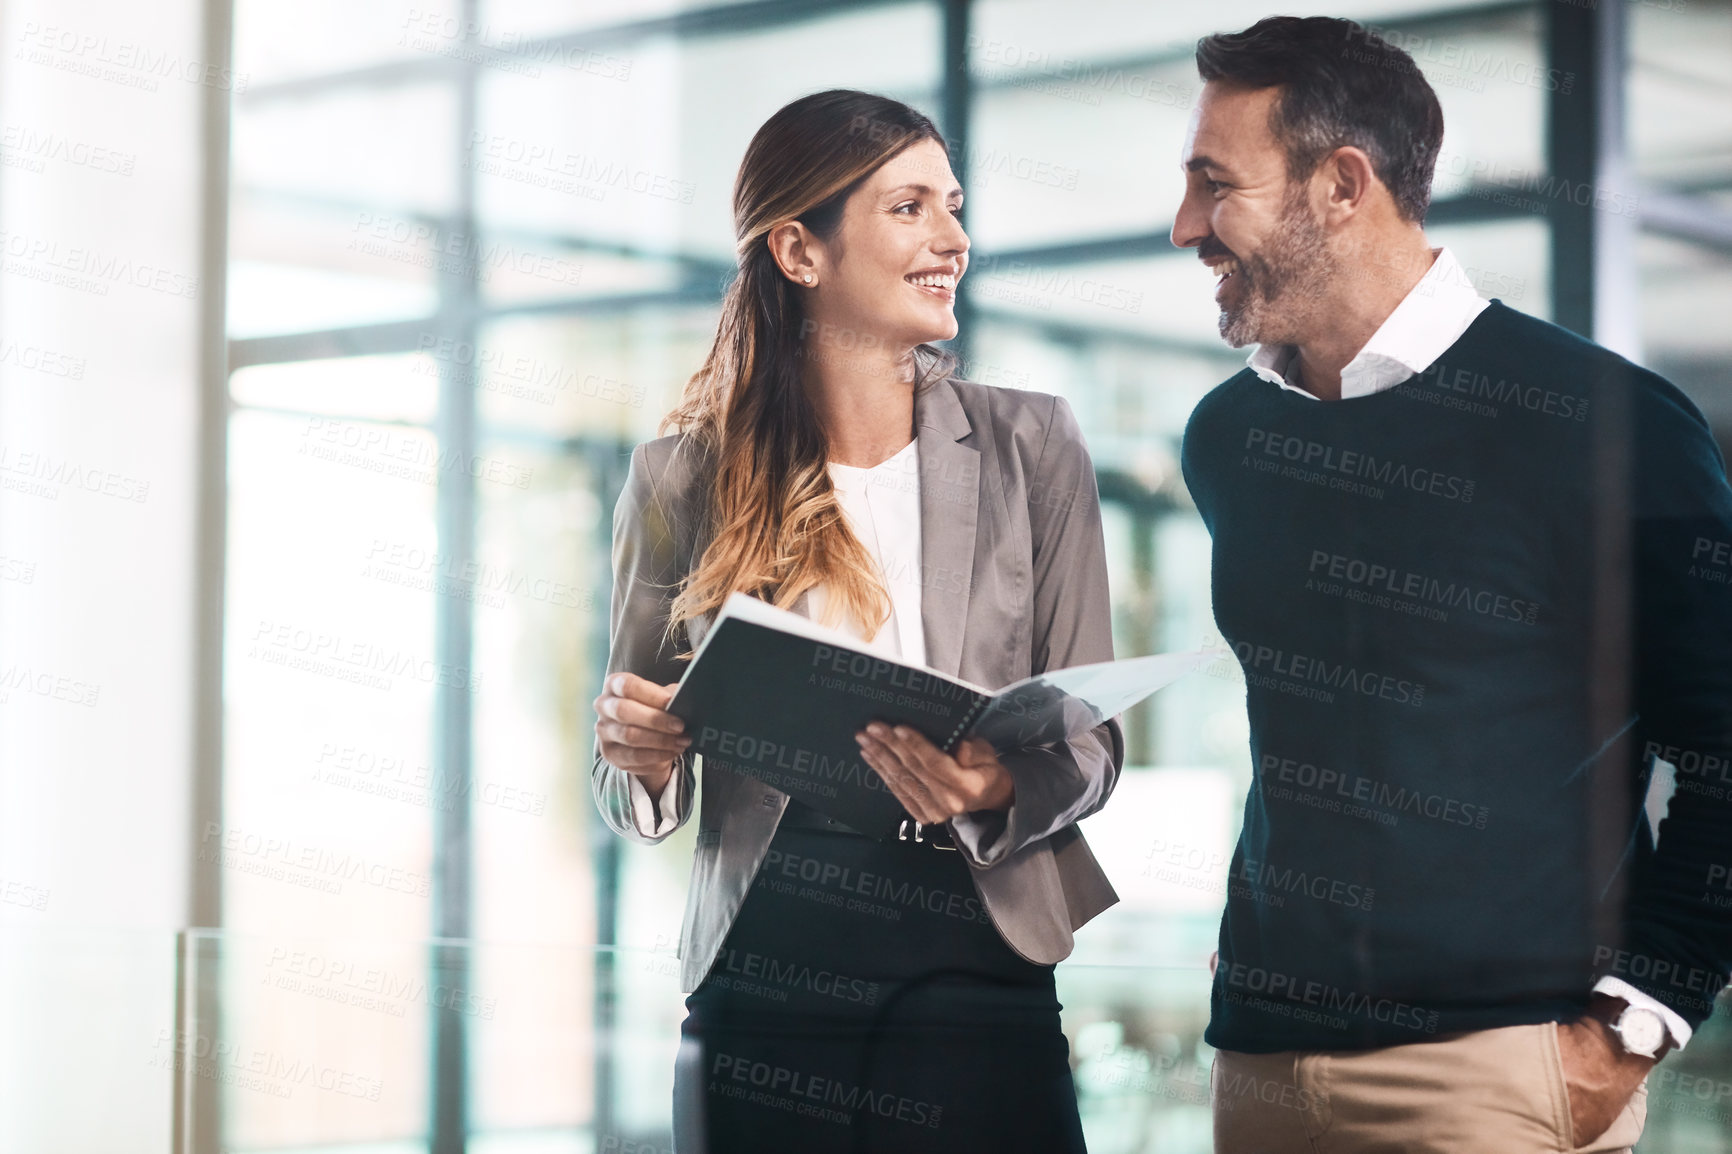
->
<box><xmin>1172</xmin><ymin>81</ymin><xmax>1336</xmax><ymax>348</ymax></box>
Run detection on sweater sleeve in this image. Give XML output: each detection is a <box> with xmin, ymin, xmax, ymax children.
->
<box><xmin>951</xmin><ymin>395</ymin><xmax>1126</xmax><ymax>867</ymax></box>
<box><xmin>1613</xmin><ymin>378</ymin><xmax>1732</xmax><ymax>1030</ymax></box>
<box><xmin>1180</xmin><ymin>387</ymin><xmax>1221</xmax><ymax>534</ymax></box>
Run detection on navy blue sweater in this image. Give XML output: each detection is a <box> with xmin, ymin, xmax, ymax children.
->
<box><xmin>1182</xmin><ymin>302</ymin><xmax>1732</xmax><ymax>1051</ymax></box>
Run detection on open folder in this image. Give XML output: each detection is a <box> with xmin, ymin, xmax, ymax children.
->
<box><xmin>666</xmin><ymin>593</ymin><xmax>1223</xmax><ymax>832</ymax></box>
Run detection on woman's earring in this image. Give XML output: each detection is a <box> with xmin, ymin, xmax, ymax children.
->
<box><xmin>802</xmin><ymin>274</ymin><xmax>813</xmax><ymax>284</ymax></box>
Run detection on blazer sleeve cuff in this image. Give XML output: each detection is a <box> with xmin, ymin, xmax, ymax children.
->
<box><xmin>950</xmin><ymin>807</ymin><xmax>1014</xmax><ymax>867</ymax></box>
<box><xmin>625</xmin><ymin>763</ymin><xmax>685</xmax><ymax>839</ymax></box>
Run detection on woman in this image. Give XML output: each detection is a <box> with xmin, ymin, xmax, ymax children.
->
<box><xmin>591</xmin><ymin>89</ymin><xmax>1123</xmax><ymax>1153</ymax></box>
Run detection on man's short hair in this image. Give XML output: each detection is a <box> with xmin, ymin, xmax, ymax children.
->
<box><xmin>1196</xmin><ymin>16</ymin><xmax>1444</xmax><ymax>223</ymax></box>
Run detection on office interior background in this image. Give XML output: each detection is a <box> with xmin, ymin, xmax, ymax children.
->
<box><xmin>1</xmin><ymin>0</ymin><xmax>1730</xmax><ymax>1150</ymax></box>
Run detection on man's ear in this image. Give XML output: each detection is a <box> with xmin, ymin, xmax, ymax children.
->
<box><xmin>766</xmin><ymin>220</ymin><xmax>822</xmax><ymax>286</ymax></box>
<box><xmin>1319</xmin><ymin>145</ymin><xmax>1379</xmax><ymax>225</ymax></box>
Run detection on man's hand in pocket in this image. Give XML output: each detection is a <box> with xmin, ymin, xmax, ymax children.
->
<box><xmin>1555</xmin><ymin>996</ymin><xmax>1659</xmax><ymax>1145</ymax></box>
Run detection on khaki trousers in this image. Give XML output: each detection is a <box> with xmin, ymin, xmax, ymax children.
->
<box><xmin>1212</xmin><ymin>1023</ymin><xmax>1648</xmax><ymax>1154</ymax></box>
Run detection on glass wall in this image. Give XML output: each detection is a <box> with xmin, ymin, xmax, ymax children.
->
<box><xmin>218</xmin><ymin>1</ymin><xmax>1732</xmax><ymax>1150</ymax></box>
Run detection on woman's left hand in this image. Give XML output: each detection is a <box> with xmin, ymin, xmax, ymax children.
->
<box><xmin>855</xmin><ymin>724</ymin><xmax>1015</xmax><ymax>823</ymax></box>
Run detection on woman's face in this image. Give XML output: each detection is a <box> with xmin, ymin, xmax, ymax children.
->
<box><xmin>808</xmin><ymin>137</ymin><xmax>969</xmax><ymax>354</ymax></box>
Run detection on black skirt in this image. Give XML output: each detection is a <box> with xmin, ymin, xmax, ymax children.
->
<box><xmin>673</xmin><ymin>807</ymin><xmax>1087</xmax><ymax>1154</ymax></box>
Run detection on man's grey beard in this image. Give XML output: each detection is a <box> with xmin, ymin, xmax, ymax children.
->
<box><xmin>1219</xmin><ymin>190</ymin><xmax>1336</xmax><ymax>349</ymax></box>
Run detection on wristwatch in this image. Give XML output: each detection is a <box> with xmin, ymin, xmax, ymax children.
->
<box><xmin>1606</xmin><ymin>1003</ymin><xmax>1669</xmax><ymax>1060</ymax></box>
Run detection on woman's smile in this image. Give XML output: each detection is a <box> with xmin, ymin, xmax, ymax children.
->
<box><xmin>905</xmin><ymin>266</ymin><xmax>960</xmax><ymax>303</ymax></box>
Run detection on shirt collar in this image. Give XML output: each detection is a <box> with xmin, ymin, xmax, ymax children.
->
<box><xmin>1247</xmin><ymin>246</ymin><xmax>1491</xmax><ymax>400</ymax></box>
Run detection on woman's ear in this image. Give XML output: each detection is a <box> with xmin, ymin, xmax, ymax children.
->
<box><xmin>767</xmin><ymin>220</ymin><xmax>822</xmax><ymax>287</ymax></box>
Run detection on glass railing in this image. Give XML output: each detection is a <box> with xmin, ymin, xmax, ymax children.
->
<box><xmin>2</xmin><ymin>925</ymin><xmax>1727</xmax><ymax>1152</ymax></box>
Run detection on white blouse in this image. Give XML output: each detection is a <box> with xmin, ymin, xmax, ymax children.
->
<box><xmin>806</xmin><ymin>438</ymin><xmax>926</xmax><ymax>664</ymax></box>
<box><xmin>628</xmin><ymin>440</ymin><xmax>927</xmax><ymax>834</ymax></box>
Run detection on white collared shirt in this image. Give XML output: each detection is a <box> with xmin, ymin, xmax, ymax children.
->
<box><xmin>1247</xmin><ymin>246</ymin><xmax>1488</xmax><ymax>400</ymax></box>
<box><xmin>1245</xmin><ymin>246</ymin><xmax>1692</xmax><ymax>1051</ymax></box>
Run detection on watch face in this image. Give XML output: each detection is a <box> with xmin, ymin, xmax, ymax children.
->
<box><xmin>1618</xmin><ymin>1008</ymin><xmax>1666</xmax><ymax>1056</ymax></box>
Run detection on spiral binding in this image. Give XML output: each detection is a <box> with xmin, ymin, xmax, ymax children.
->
<box><xmin>940</xmin><ymin>694</ymin><xmax>991</xmax><ymax>751</ymax></box>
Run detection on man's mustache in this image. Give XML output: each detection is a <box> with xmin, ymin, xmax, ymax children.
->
<box><xmin>1198</xmin><ymin>238</ymin><xmax>1237</xmax><ymax>266</ymax></box>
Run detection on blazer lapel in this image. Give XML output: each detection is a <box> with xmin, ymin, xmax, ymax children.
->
<box><xmin>915</xmin><ymin>377</ymin><xmax>979</xmax><ymax>677</ymax></box>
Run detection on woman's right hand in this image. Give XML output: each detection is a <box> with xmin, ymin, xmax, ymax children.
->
<box><xmin>594</xmin><ymin>672</ymin><xmax>690</xmax><ymax>795</ymax></box>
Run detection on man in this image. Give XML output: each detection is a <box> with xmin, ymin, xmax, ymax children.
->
<box><xmin>1175</xmin><ymin>16</ymin><xmax>1732</xmax><ymax>1152</ymax></box>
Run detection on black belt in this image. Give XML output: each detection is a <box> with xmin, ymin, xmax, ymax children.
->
<box><xmin>777</xmin><ymin>800</ymin><xmax>957</xmax><ymax>851</ymax></box>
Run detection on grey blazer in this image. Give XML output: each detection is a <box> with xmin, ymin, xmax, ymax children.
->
<box><xmin>591</xmin><ymin>376</ymin><xmax>1125</xmax><ymax>992</ymax></box>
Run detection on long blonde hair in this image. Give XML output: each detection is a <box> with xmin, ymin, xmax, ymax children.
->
<box><xmin>663</xmin><ymin>90</ymin><xmax>957</xmax><ymax>636</ymax></box>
